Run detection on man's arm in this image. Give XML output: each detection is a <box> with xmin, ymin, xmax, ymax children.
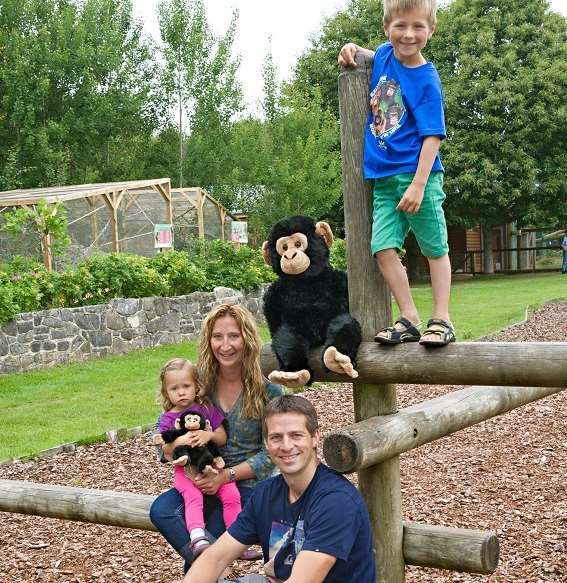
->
<box><xmin>286</xmin><ymin>550</ymin><xmax>337</xmax><ymax>583</ymax></box>
<box><xmin>183</xmin><ymin>531</ymin><xmax>247</xmax><ymax>583</ymax></box>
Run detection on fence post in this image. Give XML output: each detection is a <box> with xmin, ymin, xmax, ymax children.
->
<box><xmin>338</xmin><ymin>52</ymin><xmax>405</xmax><ymax>582</ymax></box>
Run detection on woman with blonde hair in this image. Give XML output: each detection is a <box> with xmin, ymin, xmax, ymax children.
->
<box><xmin>150</xmin><ymin>303</ymin><xmax>284</xmax><ymax>574</ymax></box>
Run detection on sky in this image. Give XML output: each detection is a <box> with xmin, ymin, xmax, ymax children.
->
<box><xmin>132</xmin><ymin>0</ymin><xmax>567</xmax><ymax>115</ymax></box>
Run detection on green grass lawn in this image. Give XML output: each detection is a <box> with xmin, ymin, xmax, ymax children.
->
<box><xmin>1</xmin><ymin>272</ymin><xmax>565</xmax><ymax>460</ymax></box>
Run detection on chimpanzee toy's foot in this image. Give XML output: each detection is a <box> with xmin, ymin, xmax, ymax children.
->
<box><xmin>172</xmin><ymin>455</ymin><xmax>188</xmax><ymax>466</ymax></box>
<box><xmin>268</xmin><ymin>369</ymin><xmax>311</xmax><ymax>388</ymax></box>
<box><xmin>323</xmin><ymin>346</ymin><xmax>359</xmax><ymax>379</ymax></box>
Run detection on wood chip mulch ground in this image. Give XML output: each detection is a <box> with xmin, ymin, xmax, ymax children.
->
<box><xmin>1</xmin><ymin>301</ymin><xmax>566</xmax><ymax>582</ymax></box>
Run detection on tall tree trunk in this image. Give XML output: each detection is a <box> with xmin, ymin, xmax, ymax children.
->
<box><xmin>178</xmin><ymin>75</ymin><xmax>183</xmax><ymax>189</ymax></box>
<box><xmin>482</xmin><ymin>224</ymin><xmax>494</xmax><ymax>274</ymax></box>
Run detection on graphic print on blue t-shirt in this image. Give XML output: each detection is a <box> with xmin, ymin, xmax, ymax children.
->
<box><xmin>370</xmin><ymin>76</ymin><xmax>406</xmax><ymax>141</ymax></box>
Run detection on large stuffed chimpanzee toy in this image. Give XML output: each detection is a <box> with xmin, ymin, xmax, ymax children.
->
<box><xmin>159</xmin><ymin>410</ymin><xmax>225</xmax><ymax>474</ymax></box>
<box><xmin>262</xmin><ymin>215</ymin><xmax>362</xmax><ymax>388</ymax></box>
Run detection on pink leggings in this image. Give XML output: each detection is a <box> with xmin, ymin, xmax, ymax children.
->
<box><xmin>173</xmin><ymin>465</ymin><xmax>241</xmax><ymax>532</ymax></box>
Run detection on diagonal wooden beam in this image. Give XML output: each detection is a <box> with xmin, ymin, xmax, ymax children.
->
<box><xmin>323</xmin><ymin>384</ymin><xmax>565</xmax><ymax>472</ymax></box>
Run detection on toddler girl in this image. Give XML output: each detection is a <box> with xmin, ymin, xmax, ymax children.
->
<box><xmin>157</xmin><ymin>357</ymin><xmax>241</xmax><ymax>557</ymax></box>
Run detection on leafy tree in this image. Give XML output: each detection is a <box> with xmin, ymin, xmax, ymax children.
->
<box><xmin>157</xmin><ymin>0</ymin><xmax>242</xmax><ymax>187</ymax></box>
<box><xmin>221</xmin><ymin>85</ymin><xmax>342</xmax><ymax>238</ymax></box>
<box><xmin>427</xmin><ymin>0</ymin><xmax>567</xmax><ymax>272</ymax></box>
<box><xmin>261</xmin><ymin>38</ymin><xmax>280</xmax><ymax>123</ymax></box>
<box><xmin>292</xmin><ymin>0</ymin><xmax>384</xmax><ymax>119</ymax></box>
<box><xmin>0</xmin><ymin>0</ymin><xmax>159</xmax><ymax>189</ymax></box>
<box><xmin>0</xmin><ymin>201</ymin><xmax>71</xmax><ymax>270</ymax></box>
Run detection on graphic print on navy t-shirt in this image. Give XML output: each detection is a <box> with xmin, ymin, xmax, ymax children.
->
<box><xmin>369</xmin><ymin>76</ymin><xmax>406</xmax><ymax>143</ymax></box>
<box><xmin>263</xmin><ymin>519</ymin><xmax>306</xmax><ymax>580</ymax></box>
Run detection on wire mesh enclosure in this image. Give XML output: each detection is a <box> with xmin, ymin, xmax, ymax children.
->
<box><xmin>0</xmin><ymin>180</ymin><xmax>241</xmax><ymax>269</ymax></box>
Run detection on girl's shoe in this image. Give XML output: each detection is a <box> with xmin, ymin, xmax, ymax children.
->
<box><xmin>190</xmin><ymin>536</ymin><xmax>210</xmax><ymax>557</ymax></box>
<box><xmin>374</xmin><ymin>317</ymin><xmax>421</xmax><ymax>344</ymax></box>
<box><xmin>419</xmin><ymin>319</ymin><xmax>456</xmax><ymax>347</ymax></box>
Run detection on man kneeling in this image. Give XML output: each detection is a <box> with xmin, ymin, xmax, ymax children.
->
<box><xmin>183</xmin><ymin>394</ymin><xmax>376</xmax><ymax>583</ymax></box>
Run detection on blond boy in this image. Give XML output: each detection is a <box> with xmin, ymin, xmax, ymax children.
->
<box><xmin>338</xmin><ymin>0</ymin><xmax>455</xmax><ymax>346</ymax></box>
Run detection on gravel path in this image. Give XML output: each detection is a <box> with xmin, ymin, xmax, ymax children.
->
<box><xmin>1</xmin><ymin>302</ymin><xmax>566</xmax><ymax>582</ymax></box>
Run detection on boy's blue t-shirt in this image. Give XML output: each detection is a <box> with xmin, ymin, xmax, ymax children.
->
<box><xmin>228</xmin><ymin>463</ymin><xmax>376</xmax><ymax>583</ymax></box>
<box><xmin>364</xmin><ymin>42</ymin><xmax>446</xmax><ymax>179</ymax></box>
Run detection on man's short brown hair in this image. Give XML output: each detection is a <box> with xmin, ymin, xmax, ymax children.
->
<box><xmin>263</xmin><ymin>395</ymin><xmax>319</xmax><ymax>436</ymax></box>
<box><xmin>383</xmin><ymin>0</ymin><xmax>437</xmax><ymax>26</ymax></box>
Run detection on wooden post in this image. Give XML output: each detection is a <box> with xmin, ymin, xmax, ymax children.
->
<box><xmin>196</xmin><ymin>189</ymin><xmax>205</xmax><ymax>239</ymax></box>
<box><xmin>339</xmin><ymin>51</ymin><xmax>404</xmax><ymax>582</ymax></box>
<box><xmin>40</xmin><ymin>231</ymin><xmax>53</xmax><ymax>272</ymax></box>
<box><xmin>102</xmin><ymin>192</ymin><xmax>119</xmax><ymax>252</ymax></box>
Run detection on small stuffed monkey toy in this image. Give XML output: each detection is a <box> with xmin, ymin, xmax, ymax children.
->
<box><xmin>158</xmin><ymin>410</ymin><xmax>225</xmax><ymax>474</ymax></box>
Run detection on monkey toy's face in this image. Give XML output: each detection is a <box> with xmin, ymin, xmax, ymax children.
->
<box><xmin>175</xmin><ymin>413</ymin><xmax>204</xmax><ymax>432</ymax></box>
<box><xmin>276</xmin><ymin>232</ymin><xmax>310</xmax><ymax>275</ymax></box>
<box><xmin>263</xmin><ymin>216</ymin><xmax>334</xmax><ymax>279</ymax></box>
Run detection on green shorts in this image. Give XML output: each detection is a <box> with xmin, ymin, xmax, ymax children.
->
<box><xmin>371</xmin><ymin>172</ymin><xmax>448</xmax><ymax>258</ymax></box>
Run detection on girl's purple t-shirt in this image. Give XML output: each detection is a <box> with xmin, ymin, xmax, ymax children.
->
<box><xmin>159</xmin><ymin>403</ymin><xmax>225</xmax><ymax>432</ymax></box>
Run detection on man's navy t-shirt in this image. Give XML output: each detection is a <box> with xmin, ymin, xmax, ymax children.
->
<box><xmin>228</xmin><ymin>463</ymin><xmax>376</xmax><ymax>583</ymax></box>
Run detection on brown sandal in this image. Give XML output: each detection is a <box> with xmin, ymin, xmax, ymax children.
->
<box><xmin>419</xmin><ymin>319</ymin><xmax>455</xmax><ymax>347</ymax></box>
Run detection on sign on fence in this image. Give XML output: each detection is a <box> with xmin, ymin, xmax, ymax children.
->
<box><xmin>154</xmin><ymin>224</ymin><xmax>174</xmax><ymax>249</ymax></box>
<box><xmin>231</xmin><ymin>221</ymin><xmax>248</xmax><ymax>244</ymax></box>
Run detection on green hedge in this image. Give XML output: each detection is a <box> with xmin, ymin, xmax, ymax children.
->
<box><xmin>0</xmin><ymin>237</ymin><xmax>348</xmax><ymax>324</ymax></box>
<box><xmin>0</xmin><ymin>240</ymin><xmax>276</xmax><ymax>324</ymax></box>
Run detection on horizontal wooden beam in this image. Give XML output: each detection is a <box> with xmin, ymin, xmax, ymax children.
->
<box><xmin>0</xmin><ymin>480</ymin><xmax>154</xmax><ymax>530</ymax></box>
<box><xmin>403</xmin><ymin>522</ymin><xmax>499</xmax><ymax>574</ymax></box>
<box><xmin>323</xmin><ymin>385</ymin><xmax>564</xmax><ymax>473</ymax></box>
<box><xmin>0</xmin><ymin>480</ymin><xmax>497</xmax><ymax>574</ymax></box>
<box><xmin>260</xmin><ymin>341</ymin><xmax>567</xmax><ymax>388</ymax></box>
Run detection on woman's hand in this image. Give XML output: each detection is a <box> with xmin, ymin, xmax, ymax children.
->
<box><xmin>193</xmin><ymin>469</ymin><xmax>228</xmax><ymax>495</ymax></box>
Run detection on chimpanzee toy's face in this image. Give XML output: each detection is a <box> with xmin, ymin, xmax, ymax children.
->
<box><xmin>175</xmin><ymin>412</ymin><xmax>206</xmax><ymax>432</ymax></box>
<box><xmin>263</xmin><ymin>216</ymin><xmax>333</xmax><ymax>278</ymax></box>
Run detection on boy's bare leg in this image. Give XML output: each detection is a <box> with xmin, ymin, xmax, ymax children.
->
<box><xmin>375</xmin><ymin>248</ymin><xmax>420</xmax><ymax>326</ymax></box>
<box><xmin>427</xmin><ymin>254</ymin><xmax>451</xmax><ymax>321</ymax></box>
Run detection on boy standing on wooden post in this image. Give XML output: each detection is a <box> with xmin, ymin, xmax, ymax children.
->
<box><xmin>338</xmin><ymin>0</ymin><xmax>455</xmax><ymax>346</ymax></box>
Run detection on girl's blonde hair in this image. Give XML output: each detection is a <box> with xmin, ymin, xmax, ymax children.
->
<box><xmin>198</xmin><ymin>303</ymin><xmax>266</xmax><ymax>419</ymax></box>
<box><xmin>383</xmin><ymin>0</ymin><xmax>437</xmax><ymax>26</ymax></box>
<box><xmin>158</xmin><ymin>357</ymin><xmax>207</xmax><ymax>412</ymax></box>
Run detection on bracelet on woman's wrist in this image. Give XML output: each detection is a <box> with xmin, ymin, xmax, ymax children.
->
<box><xmin>227</xmin><ymin>467</ymin><xmax>237</xmax><ymax>483</ymax></box>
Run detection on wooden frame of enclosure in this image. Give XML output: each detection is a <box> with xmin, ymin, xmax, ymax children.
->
<box><xmin>0</xmin><ymin>53</ymin><xmax>566</xmax><ymax>582</ymax></box>
<box><xmin>0</xmin><ymin>179</ymin><xmax>171</xmax><ymax>271</ymax></box>
<box><xmin>171</xmin><ymin>187</ymin><xmax>239</xmax><ymax>240</ymax></box>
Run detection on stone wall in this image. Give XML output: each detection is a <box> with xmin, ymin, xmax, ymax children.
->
<box><xmin>0</xmin><ymin>286</ymin><xmax>267</xmax><ymax>375</ymax></box>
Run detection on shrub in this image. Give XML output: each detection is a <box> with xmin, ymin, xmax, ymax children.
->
<box><xmin>330</xmin><ymin>238</ymin><xmax>347</xmax><ymax>271</ymax></box>
<box><xmin>74</xmin><ymin>254</ymin><xmax>169</xmax><ymax>304</ymax></box>
<box><xmin>0</xmin><ymin>257</ymin><xmax>47</xmax><ymax>320</ymax></box>
<box><xmin>0</xmin><ymin>242</ymin><xmax>276</xmax><ymax>324</ymax></box>
<box><xmin>149</xmin><ymin>250</ymin><xmax>208</xmax><ymax>295</ymax></box>
<box><xmin>182</xmin><ymin>238</ymin><xmax>276</xmax><ymax>291</ymax></box>
<box><xmin>0</xmin><ymin>274</ymin><xmax>17</xmax><ymax>323</ymax></box>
